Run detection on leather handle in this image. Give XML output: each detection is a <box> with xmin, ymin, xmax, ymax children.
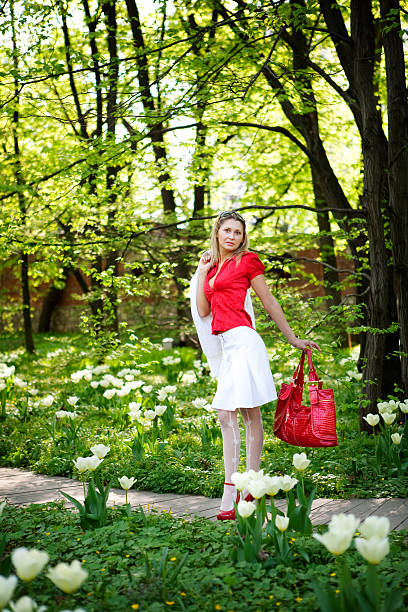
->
<box><xmin>293</xmin><ymin>351</ymin><xmax>306</xmax><ymax>386</ymax></box>
<box><xmin>306</xmin><ymin>349</ymin><xmax>320</xmax><ymax>384</ymax></box>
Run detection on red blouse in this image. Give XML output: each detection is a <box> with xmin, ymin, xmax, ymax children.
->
<box><xmin>204</xmin><ymin>251</ymin><xmax>265</xmax><ymax>334</ymax></box>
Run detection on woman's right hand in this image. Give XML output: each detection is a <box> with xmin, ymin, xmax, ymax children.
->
<box><xmin>198</xmin><ymin>250</ymin><xmax>212</xmax><ymax>275</ymax></box>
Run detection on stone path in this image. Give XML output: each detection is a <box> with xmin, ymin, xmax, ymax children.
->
<box><xmin>1</xmin><ymin>467</ymin><xmax>407</xmax><ymax>529</ymax></box>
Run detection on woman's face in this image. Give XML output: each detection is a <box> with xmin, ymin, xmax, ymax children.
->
<box><xmin>217</xmin><ymin>218</ymin><xmax>245</xmax><ymax>253</ymax></box>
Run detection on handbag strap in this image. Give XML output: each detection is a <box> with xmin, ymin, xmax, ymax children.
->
<box><xmin>306</xmin><ymin>349</ymin><xmax>320</xmax><ymax>384</ymax></box>
<box><xmin>293</xmin><ymin>351</ymin><xmax>306</xmax><ymax>386</ymax></box>
<box><xmin>293</xmin><ymin>349</ymin><xmax>320</xmax><ymax>387</ymax></box>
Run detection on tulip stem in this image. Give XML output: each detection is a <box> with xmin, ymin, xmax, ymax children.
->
<box><xmin>83</xmin><ymin>481</ymin><xmax>86</xmax><ymax>497</ymax></box>
<box><xmin>125</xmin><ymin>490</ymin><xmax>128</xmax><ymax>505</ymax></box>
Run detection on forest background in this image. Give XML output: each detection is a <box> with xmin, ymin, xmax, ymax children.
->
<box><xmin>0</xmin><ymin>0</ymin><xmax>407</xmax><ymax>429</ymax></box>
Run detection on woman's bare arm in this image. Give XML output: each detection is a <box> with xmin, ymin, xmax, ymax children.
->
<box><xmin>250</xmin><ymin>274</ymin><xmax>321</xmax><ymax>352</ymax></box>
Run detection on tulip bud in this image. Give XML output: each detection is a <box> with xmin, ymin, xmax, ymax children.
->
<box><xmin>363</xmin><ymin>413</ymin><xmax>380</xmax><ymax>427</ymax></box>
<box><xmin>292</xmin><ymin>452</ymin><xmax>310</xmax><ymax>471</ymax></box>
<box><xmin>313</xmin><ymin>530</ymin><xmax>353</xmax><ymax>555</ymax></box>
<box><xmin>90</xmin><ymin>444</ymin><xmax>110</xmax><ymax>459</ymax></box>
<box><xmin>381</xmin><ymin>412</ymin><xmax>396</xmax><ymax>425</ymax></box>
<box><xmin>86</xmin><ymin>455</ymin><xmax>102</xmax><ymax>471</ymax></box>
<box><xmin>247</xmin><ymin>479</ymin><xmax>268</xmax><ymax>500</ymax></box>
<box><xmin>231</xmin><ymin>471</ymin><xmax>249</xmax><ymax>491</ymax></box>
<box><xmin>11</xmin><ymin>548</ymin><xmax>49</xmax><ymax>582</ymax></box>
<box><xmin>359</xmin><ymin>516</ymin><xmax>390</xmax><ymax>540</ymax></box>
<box><xmin>72</xmin><ymin>457</ymin><xmax>89</xmax><ymax>473</ymax></box>
<box><xmin>391</xmin><ymin>433</ymin><xmax>403</xmax><ymax>445</ymax></box>
<box><xmin>280</xmin><ymin>475</ymin><xmax>298</xmax><ymax>492</ymax></box>
<box><xmin>0</xmin><ymin>575</ymin><xmax>17</xmax><ymax>609</ymax></box>
<box><xmin>355</xmin><ymin>536</ymin><xmax>389</xmax><ymax>565</ymax></box>
<box><xmin>144</xmin><ymin>410</ymin><xmax>156</xmax><ymax>421</ymax></box>
<box><xmin>328</xmin><ymin>513</ymin><xmax>360</xmax><ymax>538</ymax></box>
<box><xmin>237</xmin><ymin>500</ymin><xmax>256</xmax><ymax>518</ymax></box>
<box><xmin>155</xmin><ymin>405</ymin><xmax>167</xmax><ymax>416</ymax></box>
<box><xmin>47</xmin><ymin>559</ymin><xmax>88</xmax><ymax>593</ymax></box>
<box><xmin>263</xmin><ymin>475</ymin><xmax>281</xmax><ymax>496</ymax></box>
<box><xmin>5</xmin><ymin>595</ymin><xmax>47</xmax><ymax>612</ymax></box>
<box><xmin>399</xmin><ymin>400</ymin><xmax>408</xmax><ymax>414</ymax></box>
<box><xmin>275</xmin><ymin>515</ymin><xmax>289</xmax><ymax>532</ymax></box>
<box><xmin>118</xmin><ymin>476</ymin><xmax>136</xmax><ymax>490</ymax></box>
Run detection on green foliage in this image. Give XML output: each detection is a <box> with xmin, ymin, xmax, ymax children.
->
<box><xmin>61</xmin><ymin>474</ymin><xmax>111</xmax><ymax>531</ymax></box>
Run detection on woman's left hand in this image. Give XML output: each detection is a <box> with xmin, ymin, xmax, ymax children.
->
<box><xmin>292</xmin><ymin>338</ymin><xmax>322</xmax><ymax>352</ymax></box>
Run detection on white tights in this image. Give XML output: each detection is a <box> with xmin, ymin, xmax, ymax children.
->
<box><xmin>217</xmin><ymin>407</ymin><xmax>264</xmax><ymax>510</ymax></box>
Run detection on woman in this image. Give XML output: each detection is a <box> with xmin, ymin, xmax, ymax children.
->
<box><xmin>191</xmin><ymin>210</ymin><xmax>321</xmax><ymax>520</ymax></box>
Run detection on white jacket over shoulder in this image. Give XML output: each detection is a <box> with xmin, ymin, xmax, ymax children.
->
<box><xmin>189</xmin><ymin>267</ymin><xmax>256</xmax><ymax>378</ymax></box>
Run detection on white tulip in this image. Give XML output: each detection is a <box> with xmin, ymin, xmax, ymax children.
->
<box><xmin>142</xmin><ymin>385</ymin><xmax>153</xmax><ymax>393</ymax></box>
<box><xmin>90</xmin><ymin>444</ymin><xmax>110</xmax><ymax>459</ymax></box>
<box><xmin>11</xmin><ymin>548</ymin><xmax>49</xmax><ymax>582</ymax></box>
<box><xmin>292</xmin><ymin>452</ymin><xmax>310</xmax><ymax>471</ymax></box>
<box><xmin>41</xmin><ymin>395</ymin><xmax>54</xmax><ymax>407</ymax></box>
<box><xmin>144</xmin><ymin>410</ymin><xmax>156</xmax><ymax>420</ymax></box>
<box><xmin>86</xmin><ymin>455</ymin><xmax>102</xmax><ymax>471</ymax></box>
<box><xmin>359</xmin><ymin>516</ymin><xmax>390</xmax><ymax>540</ymax></box>
<box><xmin>27</xmin><ymin>388</ymin><xmax>39</xmax><ymax>396</ymax></box>
<box><xmin>391</xmin><ymin>433</ymin><xmax>403</xmax><ymax>445</ymax></box>
<box><xmin>231</xmin><ymin>471</ymin><xmax>249</xmax><ymax>491</ymax></box>
<box><xmin>247</xmin><ymin>469</ymin><xmax>265</xmax><ymax>481</ymax></box>
<box><xmin>67</xmin><ymin>396</ymin><xmax>79</xmax><ymax>406</ymax></box>
<box><xmin>72</xmin><ymin>457</ymin><xmax>89</xmax><ymax>473</ymax></box>
<box><xmin>0</xmin><ymin>575</ymin><xmax>17</xmax><ymax>609</ymax></box>
<box><xmin>83</xmin><ymin>371</ymin><xmax>92</xmax><ymax>382</ymax></box>
<box><xmin>355</xmin><ymin>536</ymin><xmax>389</xmax><ymax>565</ymax></box>
<box><xmin>399</xmin><ymin>399</ymin><xmax>408</xmax><ymax>414</ymax></box>
<box><xmin>6</xmin><ymin>595</ymin><xmax>47</xmax><ymax>612</ymax></box>
<box><xmin>129</xmin><ymin>402</ymin><xmax>141</xmax><ymax>411</ymax></box>
<box><xmin>237</xmin><ymin>500</ymin><xmax>256</xmax><ymax>518</ymax></box>
<box><xmin>90</xmin><ymin>381</ymin><xmax>99</xmax><ymax>388</ymax></box>
<box><xmin>157</xmin><ymin>388</ymin><xmax>168</xmax><ymax>401</ymax></box>
<box><xmin>14</xmin><ymin>377</ymin><xmax>27</xmax><ymax>388</ymax></box>
<box><xmin>263</xmin><ymin>475</ymin><xmax>281</xmax><ymax>496</ymax></box>
<box><xmin>313</xmin><ymin>530</ymin><xmax>353</xmax><ymax>555</ymax></box>
<box><xmin>46</xmin><ymin>559</ymin><xmax>88</xmax><ymax>593</ymax></box>
<box><xmin>129</xmin><ymin>409</ymin><xmax>142</xmax><ymax>421</ymax></box>
<box><xmin>163</xmin><ymin>385</ymin><xmax>177</xmax><ymax>393</ymax></box>
<box><xmin>0</xmin><ymin>364</ymin><xmax>15</xmax><ymax>378</ymax></box>
<box><xmin>155</xmin><ymin>405</ymin><xmax>167</xmax><ymax>416</ymax></box>
<box><xmin>381</xmin><ymin>412</ymin><xmax>396</xmax><ymax>425</ymax></box>
<box><xmin>116</xmin><ymin>386</ymin><xmax>131</xmax><ymax>398</ymax></box>
<box><xmin>118</xmin><ymin>476</ymin><xmax>136</xmax><ymax>490</ymax></box>
<box><xmin>192</xmin><ymin>398</ymin><xmax>208</xmax><ymax>409</ymax></box>
<box><xmin>363</xmin><ymin>414</ymin><xmax>380</xmax><ymax>427</ymax></box>
<box><xmin>280</xmin><ymin>475</ymin><xmax>298</xmax><ymax>492</ymax></box>
<box><xmin>103</xmin><ymin>389</ymin><xmax>116</xmax><ymax>399</ymax></box>
<box><xmin>129</xmin><ymin>380</ymin><xmax>144</xmax><ymax>389</ymax></box>
<box><xmin>247</xmin><ymin>479</ymin><xmax>268</xmax><ymax>499</ymax></box>
<box><xmin>328</xmin><ymin>513</ymin><xmax>360</xmax><ymax>538</ymax></box>
<box><xmin>0</xmin><ymin>381</ymin><xmax>6</xmax><ymax>391</ymax></box>
<box><xmin>377</xmin><ymin>402</ymin><xmax>392</xmax><ymax>414</ymax></box>
<box><xmin>275</xmin><ymin>515</ymin><xmax>290</xmax><ymax>532</ymax></box>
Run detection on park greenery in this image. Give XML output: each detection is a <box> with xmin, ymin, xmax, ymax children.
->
<box><xmin>1</xmin><ymin>1</ymin><xmax>408</xmax><ymax>610</ymax></box>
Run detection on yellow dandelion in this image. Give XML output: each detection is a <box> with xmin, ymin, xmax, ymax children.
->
<box><xmin>131</xmin><ymin>605</ymin><xmax>139</xmax><ymax>610</ymax></box>
<box><xmin>296</xmin><ymin>597</ymin><xmax>302</xmax><ymax>603</ymax></box>
<box><xmin>101</xmin><ymin>568</ymin><xmax>105</xmax><ymax>572</ymax></box>
<box><xmin>269</xmin><ymin>595</ymin><xmax>274</xmax><ymax>600</ymax></box>
<box><xmin>335</xmin><ymin>590</ymin><xmax>340</xmax><ymax>594</ymax></box>
<box><xmin>46</xmin><ymin>532</ymin><xmax>50</xmax><ymax>536</ymax></box>
<box><xmin>180</xmin><ymin>592</ymin><xmax>186</xmax><ymax>596</ymax></box>
<box><xmin>125</xmin><ymin>554</ymin><xmax>130</xmax><ymax>558</ymax></box>
<box><xmin>170</xmin><ymin>557</ymin><xmax>176</xmax><ymax>561</ymax></box>
<box><xmin>215</xmin><ymin>606</ymin><xmax>221</xmax><ymax>611</ymax></box>
<box><xmin>330</xmin><ymin>572</ymin><xmax>336</xmax><ymax>577</ymax></box>
<box><xmin>166</xmin><ymin>602</ymin><xmax>175</xmax><ymax>606</ymax></box>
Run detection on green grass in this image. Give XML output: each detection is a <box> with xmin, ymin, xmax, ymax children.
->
<box><xmin>0</xmin><ymin>331</ymin><xmax>406</xmax><ymax>500</ymax></box>
<box><xmin>2</xmin><ymin>501</ymin><xmax>407</xmax><ymax>612</ymax></box>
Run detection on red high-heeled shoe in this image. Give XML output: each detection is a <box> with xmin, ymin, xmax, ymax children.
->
<box><xmin>217</xmin><ymin>482</ymin><xmax>240</xmax><ymax>521</ymax></box>
<box><xmin>244</xmin><ymin>492</ymin><xmax>254</xmax><ymax>502</ymax></box>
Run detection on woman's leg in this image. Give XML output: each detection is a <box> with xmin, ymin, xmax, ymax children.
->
<box><xmin>240</xmin><ymin>407</ymin><xmax>264</xmax><ymax>472</ymax></box>
<box><xmin>217</xmin><ymin>409</ymin><xmax>241</xmax><ymax>510</ymax></box>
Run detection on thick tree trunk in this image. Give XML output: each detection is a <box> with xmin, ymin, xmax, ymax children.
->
<box><xmin>380</xmin><ymin>0</ymin><xmax>408</xmax><ymax>394</ymax></box>
<box><xmin>38</xmin><ymin>271</ymin><xmax>68</xmax><ymax>333</ymax></box>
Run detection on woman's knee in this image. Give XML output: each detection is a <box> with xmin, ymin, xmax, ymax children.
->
<box><xmin>217</xmin><ymin>409</ymin><xmax>237</xmax><ymax>429</ymax></box>
<box><xmin>241</xmin><ymin>407</ymin><xmax>262</xmax><ymax>425</ymax></box>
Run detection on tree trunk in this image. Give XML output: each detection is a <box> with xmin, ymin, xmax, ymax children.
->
<box><xmin>10</xmin><ymin>0</ymin><xmax>34</xmax><ymax>353</ymax></box>
<box><xmin>380</xmin><ymin>0</ymin><xmax>408</xmax><ymax>395</ymax></box>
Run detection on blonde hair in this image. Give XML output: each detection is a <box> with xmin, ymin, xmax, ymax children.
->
<box><xmin>209</xmin><ymin>211</ymin><xmax>249</xmax><ymax>266</ymax></box>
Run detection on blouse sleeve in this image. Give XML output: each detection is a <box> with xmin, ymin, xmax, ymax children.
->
<box><xmin>245</xmin><ymin>252</ymin><xmax>265</xmax><ymax>281</ymax></box>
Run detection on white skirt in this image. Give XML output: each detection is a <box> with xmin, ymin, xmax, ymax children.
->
<box><xmin>211</xmin><ymin>326</ymin><xmax>277</xmax><ymax>411</ymax></box>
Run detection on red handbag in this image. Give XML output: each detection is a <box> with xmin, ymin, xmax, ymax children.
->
<box><xmin>273</xmin><ymin>349</ymin><xmax>338</xmax><ymax>447</ymax></box>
